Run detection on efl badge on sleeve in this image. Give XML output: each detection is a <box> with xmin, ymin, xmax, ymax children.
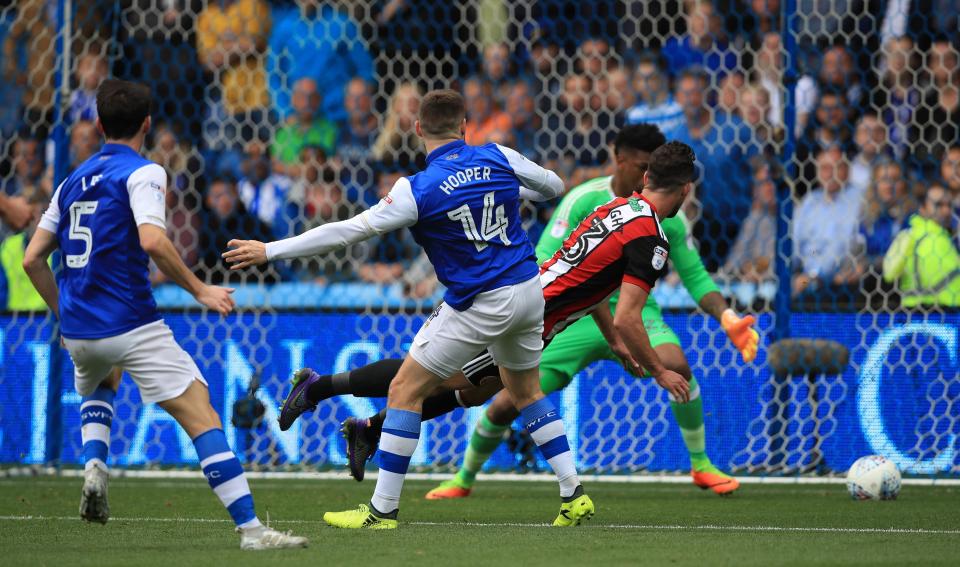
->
<box><xmin>550</xmin><ymin>219</ymin><xmax>569</xmax><ymax>238</ymax></box>
<box><xmin>150</xmin><ymin>181</ymin><xmax>165</xmax><ymax>202</ymax></box>
<box><xmin>652</xmin><ymin>245</ymin><xmax>668</xmax><ymax>270</ymax></box>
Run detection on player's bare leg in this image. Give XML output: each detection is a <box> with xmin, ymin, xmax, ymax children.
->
<box><xmin>79</xmin><ymin>368</ymin><xmax>122</xmax><ymax>524</ymax></box>
<box><xmin>325</xmin><ymin>356</ymin><xmax>444</xmax><ymax>529</ymax></box>
<box><xmin>160</xmin><ymin>380</ymin><xmax>308</xmax><ymax>549</ymax></box>
<box><xmin>656</xmin><ymin>344</ymin><xmax>739</xmax><ymax>495</ymax></box>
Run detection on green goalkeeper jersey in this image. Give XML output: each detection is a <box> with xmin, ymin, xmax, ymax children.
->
<box><xmin>535</xmin><ymin>176</ymin><xmax>719</xmax><ymax>309</ymax></box>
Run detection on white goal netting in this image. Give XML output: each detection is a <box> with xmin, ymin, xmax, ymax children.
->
<box><xmin>0</xmin><ymin>0</ymin><xmax>957</xmax><ymax>478</ymax></box>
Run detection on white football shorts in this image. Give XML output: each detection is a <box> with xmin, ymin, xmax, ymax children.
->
<box><xmin>409</xmin><ymin>274</ymin><xmax>544</xmax><ymax>378</ymax></box>
<box><xmin>64</xmin><ymin>320</ymin><xmax>207</xmax><ymax>404</ymax></box>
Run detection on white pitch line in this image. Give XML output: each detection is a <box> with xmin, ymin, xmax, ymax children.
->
<box><xmin>6</xmin><ymin>469</ymin><xmax>960</xmax><ymax>487</ymax></box>
<box><xmin>0</xmin><ymin>515</ymin><xmax>957</xmax><ymax>535</ymax></box>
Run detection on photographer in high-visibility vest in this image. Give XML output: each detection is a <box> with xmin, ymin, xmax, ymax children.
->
<box><xmin>883</xmin><ymin>184</ymin><xmax>960</xmax><ymax>308</ymax></box>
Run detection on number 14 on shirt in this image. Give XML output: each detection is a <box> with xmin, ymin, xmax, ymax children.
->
<box><xmin>447</xmin><ymin>191</ymin><xmax>512</xmax><ymax>252</ymax></box>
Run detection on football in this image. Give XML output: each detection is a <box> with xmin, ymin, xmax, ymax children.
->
<box><xmin>846</xmin><ymin>455</ymin><xmax>902</xmax><ymax>500</ymax></box>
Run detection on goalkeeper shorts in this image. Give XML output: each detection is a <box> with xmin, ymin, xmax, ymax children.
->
<box><xmin>539</xmin><ymin>305</ymin><xmax>681</xmax><ymax>394</ymax></box>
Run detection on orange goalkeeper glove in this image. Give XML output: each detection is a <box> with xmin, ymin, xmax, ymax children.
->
<box><xmin>721</xmin><ymin>309</ymin><xmax>759</xmax><ymax>363</ymax></box>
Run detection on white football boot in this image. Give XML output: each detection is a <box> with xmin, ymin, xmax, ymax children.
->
<box><xmin>238</xmin><ymin>526</ymin><xmax>309</xmax><ymax>550</ymax></box>
<box><xmin>79</xmin><ymin>465</ymin><xmax>110</xmax><ymax>524</ymax></box>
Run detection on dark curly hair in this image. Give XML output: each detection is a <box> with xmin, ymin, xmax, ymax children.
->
<box><xmin>646</xmin><ymin>141</ymin><xmax>696</xmax><ymax>191</ymax></box>
<box><xmin>613</xmin><ymin>123</ymin><xmax>666</xmax><ymax>155</ymax></box>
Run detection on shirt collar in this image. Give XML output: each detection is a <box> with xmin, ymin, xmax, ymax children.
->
<box><xmin>426</xmin><ymin>140</ymin><xmax>467</xmax><ymax>165</ymax></box>
<box><xmin>99</xmin><ymin>143</ymin><xmax>140</xmax><ymax>157</ymax></box>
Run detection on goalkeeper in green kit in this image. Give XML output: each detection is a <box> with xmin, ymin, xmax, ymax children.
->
<box><xmin>278</xmin><ymin>125</ymin><xmax>760</xmax><ymax>495</ymax></box>
<box><xmin>425</xmin><ymin>124</ymin><xmax>759</xmax><ymax>498</ymax></box>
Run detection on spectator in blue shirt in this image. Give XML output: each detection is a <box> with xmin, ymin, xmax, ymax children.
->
<box><xmin>237</xmin><ymin>142</ymin><xmax>292</xmax><ymax>238</ymax></box>
<box><xmin>795</xmin><ymin>89</ymin><xmax>856</xmax><ymax>196</ymax></box>
<box><xmin>69</xmin><ymin>50</ymin><xmax>108</xmax><ymax>124</ymax></box>
<box><xmin>792</xmin><ymin>147</ymin><xmax>863</xmax><ymax>295</ymax></box>
<box><xmin>625</xmin><ymin>52</ymin><xmax>684</xmax><ymax>133</ymax></box>
<box><xmin>794</xmin><ymin>45</ymin><xmax>867</xmax><ymax>137</ymax></box>
<box><xmin>481</xmin><ymin>42</ymin><xmax>515</xmax><ymax>104</ymax></box>
<box><xmin>337</xmin><ymin>78</ymin><xmax>377</xmax><ymax>162</ymax></box>
<box><xmin>873</xmin><ymin>36</ymin><xmax>924</xmax><ymax>161</ymax></box>
<box><xmin>667</xmin><ymin>67</ymin><xmax>759</xmax><ymax>269</ymax></box>
<box><xmin>661</xmin><ymin>0</ymin><xmax>739</xmax><ymax>78</ymax></box>
<box><xmin>70</xmin><ymin>120</ymin><xmax>101</xmax><ymax>169</ymax></box>
<box><xmin>856</xmin><ymin>160</ymin><xmax>916</xmax><ymax>276</ymax></box>
<box><xmin>338</xmin><ymin>77</ymin><xmax>379</xmax><ymax>204</ymax></box>
<box><xmin>503</xmin><ymin>80</ymin><xmax>540</xmax><ymax>158</ymax></box>
<box><xmin>267</xmin><ymin>1</ymin><xmax>374</xmax><ymax>123</ymax></box>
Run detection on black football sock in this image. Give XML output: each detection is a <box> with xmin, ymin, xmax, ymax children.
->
<box><xmin>349</xmin><ymin>359</ymin><xmax>404</xmax><ymax>397</ymax></box>
<box><xmin>367</xmin><ymin>409</ymin><xmax>387</xmax><ymax>438</ymax></box>
<box><xmin>305</xmin><ymin>373</ymin><xmax>336</xmax><ymax>403</ymax></box>
<box><xmin>421</xmin><ymin>390</ymin><xmax>461</xmax><ymax>421</ymax></box>
<box><xmin>305</xmin><ymin>359</ymin><xmax>402</xmax><ymax>404</ymax></box>
<box><xmin>366</xmin><ymin>390</ymin><xmax>461</xmax><ymax>439</ymax></box>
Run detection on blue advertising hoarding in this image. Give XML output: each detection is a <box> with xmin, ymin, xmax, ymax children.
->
<box><xmin>0</xmin><ymin>311</ymin><xmax>957</xmax><ymax>475</ymax></box>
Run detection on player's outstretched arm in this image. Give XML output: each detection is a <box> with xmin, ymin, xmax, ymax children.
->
<box><xmin>22</xmin><ymin>227</ymin><xmax>61</xmax><ymax>318</ymax></box>
<box><xmin>590</xmin><ymin>302</ymin><xmax>640</xmax><ymax>373</ymax></box>
<box><xmin>224</xmin><ymin>177</ymin><xmax>420</xmax><ymax>270</ymax></box>
<box><xmin>614</xmin><ymin>282</ymin><xmax>689</xmax><ymax>402</ymax></box>
<box><xmin>139</xmin><ymin>224</ymin><xmax>235</xmax><ymax>315</ymax></box>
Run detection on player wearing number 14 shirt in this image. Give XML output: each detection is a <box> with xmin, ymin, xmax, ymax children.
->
<box><xmin>224</xmin><ymin>89</ymin><xmax>592</xmax><ymax>528</ymax></box>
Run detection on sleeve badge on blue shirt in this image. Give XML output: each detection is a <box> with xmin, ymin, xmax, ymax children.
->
<box><xmin>151</xmin><ymin>182</ymin><xmax>165</xmax><ymax>202</ymax></box>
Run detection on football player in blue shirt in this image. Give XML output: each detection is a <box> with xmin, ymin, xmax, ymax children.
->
<box><xmin>22</xmin><ymin>79</ymin><xmax>307</xmax><ymax>550</ymax></box>
<box><xmin>225</xmin><ymin>89</ymin><xmax>594</xmax><ymax>528</ymax></box>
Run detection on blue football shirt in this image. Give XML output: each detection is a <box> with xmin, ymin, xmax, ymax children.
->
<box><xmin>38</xmin><ymin>144</ymin><xmax>168</xmax><ymax>339</ymax></box>
<box><xmin>265</xmin><ymin>140</ymin><xmax>564</xmax><ymax>310</ymax></box>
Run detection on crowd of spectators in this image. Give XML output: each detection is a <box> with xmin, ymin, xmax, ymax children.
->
<box><xmin>1</xmin><ymin>0</ymin><xmax>959</xmax><ymax>311</ymax></box>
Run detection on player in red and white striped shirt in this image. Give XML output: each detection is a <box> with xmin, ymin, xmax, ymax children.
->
<box><xmin>283</xmin><ymin>142</ymin><xmax>698</xmax><ymax>477</ymax></box>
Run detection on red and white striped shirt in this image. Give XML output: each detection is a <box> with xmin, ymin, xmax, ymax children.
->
<box><xmin>539</xmin><ymin>193</ymin><xmax>670</xmax><ymax>343</ymax></box>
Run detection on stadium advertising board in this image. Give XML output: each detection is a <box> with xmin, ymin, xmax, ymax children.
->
<box><xmin>1</xmin><ymin>312</ymin><xmax>956</xmax><ymax>475</ymax></box>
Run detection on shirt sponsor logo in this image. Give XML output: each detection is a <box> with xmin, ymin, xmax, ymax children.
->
<box><xmin>652</xmin><ymin>245</ymin><xmax>667</xmax><ymax>270</ymax></box>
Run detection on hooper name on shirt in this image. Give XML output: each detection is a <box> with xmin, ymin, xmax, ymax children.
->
<box><xmin>438</xmin><ymin>166</ymin><xmax>493</xmax><ymax>194</ymax></box>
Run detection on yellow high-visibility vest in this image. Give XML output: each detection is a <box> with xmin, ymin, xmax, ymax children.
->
<box><xmin>883</xmin><ymin>215</ymin><xmax>960</xmax><ymax>307</ymax></box>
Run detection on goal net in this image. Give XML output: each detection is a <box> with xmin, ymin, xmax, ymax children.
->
<box><xmin>0</xmin><ymin>1</ymin><xmax>956</xmax><ymax>479</ymax></box>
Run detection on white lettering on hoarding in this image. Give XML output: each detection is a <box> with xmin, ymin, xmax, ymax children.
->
<box><xmin>859</xmin><ymin>323</ymin><xmax>957</xmax><ymax>474</ymax></box>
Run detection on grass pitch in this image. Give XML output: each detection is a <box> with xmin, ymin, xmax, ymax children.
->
<box><xmin>1</xmin><ymin>475</ymin><xmax>958</xmax><ymax>566</ymax></box>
